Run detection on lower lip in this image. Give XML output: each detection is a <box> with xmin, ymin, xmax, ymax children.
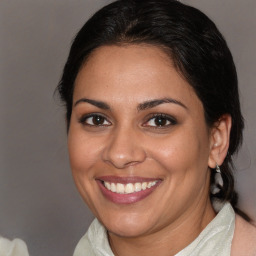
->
<box><xmin>96</xmin><ymin>180</ymin><xmax>161</xmax><ymax>204</ymax></box>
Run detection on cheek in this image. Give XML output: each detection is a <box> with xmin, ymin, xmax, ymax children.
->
<box><xmin>67</xmin><ymin>126</ymin><xmax>103</xmax><ymax>209</ymax></box>
<box><xmin>68</xmin><ymin>124</ymin><xmax>100</xmax><ymax>179</ymax></box>
<box><xmin>146</xmin><ymin>127</ymin><xmax>210</xmax><ymax>178</ymax></box>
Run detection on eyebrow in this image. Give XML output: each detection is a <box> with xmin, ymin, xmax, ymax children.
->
<box><xmin>74</xmin><ymin>97</ymin><xmax>187</xmax><ymax>111</ymax></box>
<box><xmin>74</xmin><ymin>98</ymin><xmax>110</xmax><ymax>110</ymax></box>
<box><xmin>137</xmin><ymin>98</ymin><xmax>187</xmax><ymax>111</ymax></box>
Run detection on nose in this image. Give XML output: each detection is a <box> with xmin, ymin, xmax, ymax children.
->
<box><xmin>102</xmin><ymin>127</ymin><xmax>147</xmax><ymax>169</ymax></box>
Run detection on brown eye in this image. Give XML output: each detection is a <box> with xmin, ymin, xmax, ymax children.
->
<box><xmin>80</xmin><ymin>114</ymin><xmax>111</xmax><ymax>126</ymax></box>
<box><xmin>144</xmin><ymin>114</ymin><xmax>177</xmax><ymax>128</ymax></box>
<box><xmin>92</xmin><ymin>115</ymin><xmax>105</xmax><ymax>125</ymax></box>
<box><xmin>154</xmin><ymin>116</ymin><xmax>169</xmax><ymax>126</ymax></box>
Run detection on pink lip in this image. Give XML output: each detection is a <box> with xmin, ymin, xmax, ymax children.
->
<box><xmin>96</xmin><ymin>176</ymin><xmax>162</xmax><ymax>204</ymax></box>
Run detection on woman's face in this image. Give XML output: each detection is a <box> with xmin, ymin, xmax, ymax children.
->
<box><xmin>68</xmin><ymin>45</ymin><xmax>215</xmax><ymax>237</ymax></box>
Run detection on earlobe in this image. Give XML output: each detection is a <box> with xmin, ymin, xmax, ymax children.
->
<box><xmin>208</xmin><ymin>114</ymin><xmax>232</xmax><ymax>168</ymax></box>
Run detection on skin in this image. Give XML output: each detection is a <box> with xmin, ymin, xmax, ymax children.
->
<box><xmin>68</xmin><ymin>44</ymin><xmax>231</xmax><ymax>255</ymax></box>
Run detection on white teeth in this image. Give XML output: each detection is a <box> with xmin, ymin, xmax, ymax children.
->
<box><xmin>103</xmin><ymin>180</ymin><xmax>158</xmax><ymax>194</ymax></box>
<box><xmin>134</xmin><ymin>182</ymin><xmax>142</xmax><ymax>192</ymax></box>
<box><xmin>105</xmin><ymin>182</ymin><xmax>111</xmax><ymax>190</ymax></box>
<box><xmin>116</xmin><ymin>183</ymin><xmax>125</xmax><ymax>194</ymax></box>
<box><xmin>125</xmin><ymin>183</ymin><xmax>134</xmax><ymax>194</ymax></box>
<box><xmin>147</xmin><ymin>182</ymin><xmax>152</xmax><ymax>188</ymax></box>
<box><xmin>110</xmin><ymin>183</ymin><xmax>116</xmax><ymax>192</ymax></box>
<box><xmin>142</xmin><ymin>182</ymin><xmax>147</xmax><ymax>190</ymax></box>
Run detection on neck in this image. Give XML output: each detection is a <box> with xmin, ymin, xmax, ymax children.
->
<box><xmin>108</xmin><ymin>197</ymin><xmax>216</xmax><ymax>256</ymax></box>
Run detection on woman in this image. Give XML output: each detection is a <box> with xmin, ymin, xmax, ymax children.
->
<box><xmin>57</xmin><ymin>0</ymin><xmax>256</xmax><ymax>255</ymax></box>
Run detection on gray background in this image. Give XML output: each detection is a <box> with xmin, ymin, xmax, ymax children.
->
<box><xmin>0</xmin><ymin>0</ymin><xmax>255</xmax><ymax>255</ymax></box>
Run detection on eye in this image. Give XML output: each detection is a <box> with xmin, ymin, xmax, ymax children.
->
<box><xmin>143</xmin><ymin>114</ymin><xmax>176</xmax><ymax>128</ymax></box>
<box><xmin>79</xmin><ymin>114</ymin><xmax>111</xmax><ymax>126</ymax></box>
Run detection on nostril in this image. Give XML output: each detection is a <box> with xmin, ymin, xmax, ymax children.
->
<box><xmin>101</xmin><ymin>130</ymin><xmax>147</xmax><ymax>168</ymax></box>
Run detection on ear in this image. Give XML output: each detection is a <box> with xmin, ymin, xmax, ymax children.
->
<box><xmin>208</xmin><ymin>114</ymin><xmax>232</xmax><ymax>169</ymax></box>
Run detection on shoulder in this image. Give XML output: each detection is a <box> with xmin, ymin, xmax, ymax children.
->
<box><xmin>73</xmin><ymin>220</ymin><xmax>98</xmax><ymax>256</ymax></box>
<box><xmin>0</xmin><ymin>237</ymin><xmax>29</xmax><ymax>256</ymax></box>
<box><xmin>231</xmin><ymin>214</ymin><xmax>256</xmax><ymax>256</ymax></box>
<box><xmin>73</xmin><ymin>219</ymin><xmax>113</xmax><ymax>256</ymax></box>
<box><xmin>73</xmin><ymin>232</ymin><xmax>95</xmax><ymax>256</ymax></box>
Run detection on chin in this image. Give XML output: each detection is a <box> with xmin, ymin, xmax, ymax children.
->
<box><xmin>107</xmin><ymin>222</ymin><xmax>151</xmax><ymax>238</ymax></box>
<box><xmin>99</xmin><ymin>211</ymin><xmax>154</xmax><ymax>238</ymax></box>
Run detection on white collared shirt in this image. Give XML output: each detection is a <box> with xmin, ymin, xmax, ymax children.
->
<box><xmin>73</xmin><ymin>202</ymin><xmax>235</xmax><ymax>256</ymax></box>
<box><xmin>0</xmin><ymin>237</ymin><xmax>29</xmax><ymax>256</ymax></box>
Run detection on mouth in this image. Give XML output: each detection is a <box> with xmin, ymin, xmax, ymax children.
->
<box><xmin>103</xmin><ymin>180</ymin><xmax>158</xmax><ymax>194</ymax></box>
<box><xmin>96</xmin><ymin>176</ymin><xmax>162</xmax><ymax>204</ymax></box>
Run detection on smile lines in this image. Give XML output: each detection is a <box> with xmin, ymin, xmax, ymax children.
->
<box><xmin>103</xmin><ymin>181</ymin><xmax>158</xmax><ymax>194</ymax></box>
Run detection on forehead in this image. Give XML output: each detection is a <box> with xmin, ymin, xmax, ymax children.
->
<box><xmin>73</xmin><ymin>44</ymin><xmax>201</xmax><ymax>110</ymax></box>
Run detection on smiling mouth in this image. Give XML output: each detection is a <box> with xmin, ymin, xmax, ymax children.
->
<box><xmin>97</xmin><ymin>177</ymin><xmax>162</xmax><ymax>204</ymax></box>
<box><xmin>103</xmin><ymin>180</ymin><xmax>159</xmax><ymax>194</ymax></box>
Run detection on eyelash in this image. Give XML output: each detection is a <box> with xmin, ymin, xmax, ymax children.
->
<box><xmin>79</xmin><ymin>113</ymin><xmax>111</xmax><ymax>127</ymax></box>
<box><xmin>78</xmin><ymin>113</ymin><xmax>177</xmax><ymax>128</ymax></box>
<box><xmin>143</xmin><ymin>113</ymin><xmax>177</xmax><ymax>128</ymax></box>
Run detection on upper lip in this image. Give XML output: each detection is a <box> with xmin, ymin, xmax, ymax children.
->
<box><xmin>96</xmin><ymin>176</ymin><xmax>161</xmax><ymax>184</ymax></box>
